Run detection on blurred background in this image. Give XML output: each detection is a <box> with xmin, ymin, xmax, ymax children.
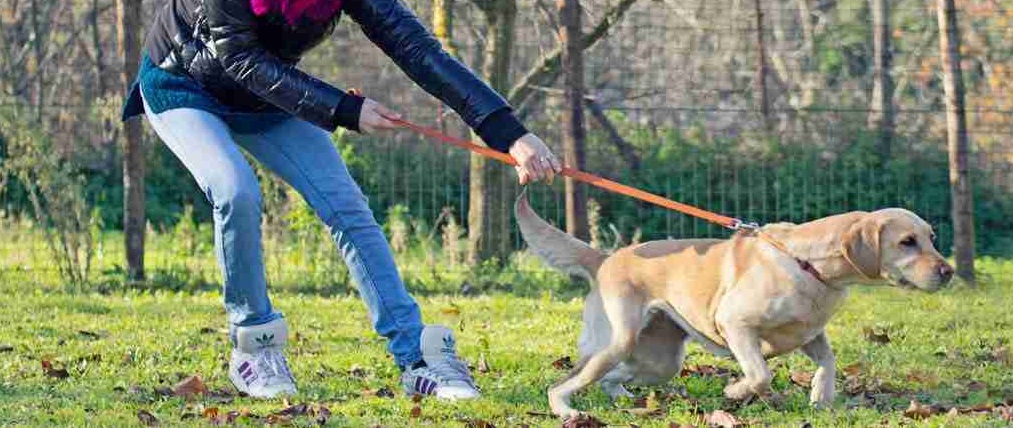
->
<box><xmin>1</xmin><ymin>0</ymin><xmax>1009</xmax><ymax>293</ymax></box>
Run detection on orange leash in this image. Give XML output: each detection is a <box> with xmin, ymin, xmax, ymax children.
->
<box><xmin>382</xmin><ymin>114</ymin><xmax>756</xmax><ymax>232</ymax></box>
<box><xmin>381</xmin><ymin>113</ymin><xmax>834</xmax><ymax>283</ymax></box>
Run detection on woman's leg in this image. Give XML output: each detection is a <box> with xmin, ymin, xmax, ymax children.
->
<box><xmin>142</xmin><ymin>95</ymin><xmax>297</xmax><ymax>398</ymax></box>
<box><xmin>232</xmin><ymin>120</ymin><xmax>426</xmax><ymax>368</ymax></box>
<box><xmin>141</xmin><ymin>98</ymin><xmax>278</xmax><ymax>328</ymax></box>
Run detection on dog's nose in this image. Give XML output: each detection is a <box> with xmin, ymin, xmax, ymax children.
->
<box><xmin>938</xmin><ymin>262</ymin><xmax>954</xmax><ymax>282</ymax></box>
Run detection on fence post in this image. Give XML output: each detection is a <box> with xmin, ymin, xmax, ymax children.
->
<box><xmin>936</xmin><ymin>0</ymin><xmax>975</xmax><ymax>284</ymax></box>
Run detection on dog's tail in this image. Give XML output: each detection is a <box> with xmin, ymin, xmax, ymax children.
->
<box><xmin>514</xmin><ymin>188</ymin><xmax>607</xmax><ymax>281</ymax></box>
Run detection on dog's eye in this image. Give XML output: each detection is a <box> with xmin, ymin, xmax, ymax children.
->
<box><xmin>900</xmin><ymin>236</ymin><xmax>918</xmax><ymax>247</ymax></box>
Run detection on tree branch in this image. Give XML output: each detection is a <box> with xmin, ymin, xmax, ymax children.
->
<box><xmin>506</xmin><ymin>0</ymin><xmax>639</xmax><ymax>111</ymax></box>
<box><xmin>584</xmin><ymin>96</ymin><xmax>640</xmax><ymax>171</ymax></box>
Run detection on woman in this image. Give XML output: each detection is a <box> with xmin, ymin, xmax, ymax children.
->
<box><xmin>121</xmin><ymin>0</ymin><xmax>561</xmax><ymax>400</ymax></box>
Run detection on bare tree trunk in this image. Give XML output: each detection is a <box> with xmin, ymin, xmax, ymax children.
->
<box><xmin>91</xmin><ymin>0</ymin><xmax>106</xmax><ymax>95</ymax></box>
<box><xmin>468</xmin><ymin>0</ymin><xmax>516</xmax><ymax>265</ymax></box>
<box><xmin>753</xmin><ymin>0</ymin><xmax>771</xmax><ymax>132</ymax></box>
<box><xmin>433</xmin><ymin>0</ymin><xmax>455</xmax><ymax>132</ymax></box>
<box><xmin>869</xmin><ymin>0</ymin><xmax>894</xmax><ymax>159</ymax></box>
<box><xmin>936</xmin><ymin>0</ymin><xmax>974</xmax><ymax>284</ymax></box>
<box><xmin>506</xmin><ymin>0</ymin><xmax>639</xmax><ymax>111</ymax></box>
<box><xmin>558</xmin><ymin>0</ymin><xmax>588</xmax><ymax>240</ymax></box>
<box><xmin>118</xmin><ymin>0</ymin><xmax>145</xmax><ymax>281</ymax></box>
<box><xmin>30</xmin><ymin>0</ymin><xmax>42</xmax><ymax>120</ymax></box>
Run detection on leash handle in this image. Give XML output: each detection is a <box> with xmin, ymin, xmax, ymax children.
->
<box><xmin>382</xmin><ymin>114</ymin><xmax>744</xmax><ymax>230</ymax></box>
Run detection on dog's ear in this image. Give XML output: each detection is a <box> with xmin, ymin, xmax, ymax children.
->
<box><xmin>841</xmin><ymin>216</ymin><xmax>883</xmax><ymax>279</ymax></box>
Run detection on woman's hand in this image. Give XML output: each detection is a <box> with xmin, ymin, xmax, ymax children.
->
<box><xmin>358</xmin><ymin>98</ymin><xmax>402</xmax><ymax>133</ymax></box>
<box><xmin>508</xmin><ymin>133</ymin><xmax>562</xmax><ymax>185</ymax></box>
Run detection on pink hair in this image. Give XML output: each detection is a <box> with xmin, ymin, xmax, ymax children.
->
<box><xmin>250</xmin><ymin>0</ymin><xmax>342</xmax><ymax>25</ymax></box>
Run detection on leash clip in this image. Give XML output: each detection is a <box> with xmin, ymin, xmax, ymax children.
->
<box><xmin>728</xmin><ymin>219</ymin><xmax>760</xmax><ymax>232</ymax></box>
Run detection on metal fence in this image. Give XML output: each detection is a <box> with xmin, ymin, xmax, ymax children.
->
<box><xmin>2</xmin><ymin>0</ymin><xmax>1011</xmax><ymax>287</ymax></box>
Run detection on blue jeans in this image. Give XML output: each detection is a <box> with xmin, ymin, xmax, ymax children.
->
<box><xmin>142</xmin><ymin>93</ymin><xmax>424</xmax><ymax>367</ymax></box>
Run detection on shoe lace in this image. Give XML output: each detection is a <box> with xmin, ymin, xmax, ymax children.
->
<box><xmin>426</xmin><ymin>353</ymin><xmax>474</xmax><ymax>386</ymax></box>
<box><xmin>255</xmin><ymin>348</ymin><xmax>294</xmax><ymax>383</ymax></box>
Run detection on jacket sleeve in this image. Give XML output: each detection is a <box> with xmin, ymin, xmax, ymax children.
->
<box><xmin>204</xmin><ymin>0</ymin><xmax>364</xmax><ymax>131</ymax></box>
<box><xmin>343</xmin><ymin>0</ymin><xmax>528</xmax><ymax>152</ymax></box>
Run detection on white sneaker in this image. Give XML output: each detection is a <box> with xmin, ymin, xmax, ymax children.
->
<box><xmin>401</xmin><ymin>325</ymin><xmax>480</xmax><ymax>400</ymax></box>
<box><xmin>228</xmin><ymin>318</ymin><xmax>297</xmax><ymax>398</ymax></box>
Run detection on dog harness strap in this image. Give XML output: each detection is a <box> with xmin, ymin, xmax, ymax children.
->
<box><xmin>755</xmin><ymin>231</ymin><xmax>827</xmax><ymax>284</ymax></box>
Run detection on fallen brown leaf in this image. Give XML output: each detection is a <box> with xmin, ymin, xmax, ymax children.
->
<box><xmin>265</xmin><ymin>414</ymin><xmax>293</xmax><ymax>425</ymax></box>
<box><xmin>904</xmin><ymin>370</ymin><xmax>937</xmax><ymax>384</ymax></box>
<box><xmin>440</xmin><ymin>306</ymin><xmax>461</xmax><ymax>316</ymax></box>
<box><xmin>478</xmin><ymin>353</ymin><xmax>491</xmax><ymax>373</ymax></box>
<box><xmin>993</xmin><ymin>346</ymin><xmax>1010</xmax><ymax>366</ymax></box>
<box><xmin>41</xmin><ymin>360</ymin><xmax>69</xmax><ymax>379</ymax></box>
<box><xmin>622</xmin><ymin>407</ymin><xmax>663</xmax><ymax>417</ymax></box>
<box><xmin>682</xmin><ymin>365</ymin><xmax>732</xmax><ymax>378</ymax></box>
<box><xmin>966</xmin><ymin>380</ymin><xmax>987</xmax><ymax>391</ymax></box>
<box><xmin>862</xmin><ymin>327</ymin><xmax>890</xmax><ymax>344</ymax></box>
<box><xmin>903</xmin><ymin>400</ymin><xmax>938</xmax><ymax>420</ymax></box>
<box><xmin>314</xmin><ymin>405</ymin><xmax>331</xmax><ymax>426</ymax></box>
<box><xmin>842</xmin><ymin>375</ymin><xmax>864</xmax><ymax>395</ymax></box>
<box><xmin>561</xmin><ymin>413</ymin><xmax>606</xmax><ymax>428</ymax></box>
<box><xmin>171</xmin><ymin>375</ymin><xmax>208</xmax><ymax>398</ymax></box>
<box><xmin>412</xmin><ymin>394</ymin><xmax>424</xmax><ymax>403</ymax></box>
<box><xmin>996</xmin><ymin>405</ymin><xmax>1013</xmax><ymax>421</ymax></box>
<box><xmin>552</xmin><ymin>356</ymin><xmax>574</xmax><ymax>370</ymax></box>
<box><xmin>349</xmin><ymin>365</ymin><xmax>367</xmax><ymax>378</ymax></box>
<box><xmin>464</xmin><ymin>418</ymin><xmax>496</xmax><ymax>428</ymax></box>
<box><xmin>77</xmin><ymin>330</ymin><xmax>105</xmax><ymax>340</ymax></box>
<box><xmin>959</xmin><ymin>403</ymin><xmax>995</xmax><ymax>413</ymax></box>
<box><xmin>202</xmin><ymin>407</ymin><xmax>220</xmax><ymax>424</ymax></box>
<box><xmin>77</xmin><ymin>354</ymin><xmax>102</xmax><ymax>363</ymax></box>
<box><xmin>205</xmin><ymin>388</ymin><xmax>236</xmax><ymax>404</ymax></box>
<box><xmin>275</xmin><ymin>403</ymin><xmax>309</xmax><ymax>417</ymax></box>
<box><xmin>841</xmin><ymin>363</ymin><xmax>864</xmax><ymax>377</ymax></box>
<box><xmin>703</xmin><ymin>409</ymin><xmax>742</xmax><ymax>428</ymax></box>
<box><xmin>137</xmin><ymin>410</ymin><xmax>159</xmax><ymax>426</ymax></box>
<box><xmin>790</xmin><ymin>371</ymin><xmax>813</xmax><ymax>387</ymax></box>
<box><xmin>409</xmin><ymin>405</ymin><xmax>422</xmax><ymax>418</ymax></box>
<box><xmin>364</xmin><ymin>387</ymin><xmax>395</xmax><ymax>398</ymax></box>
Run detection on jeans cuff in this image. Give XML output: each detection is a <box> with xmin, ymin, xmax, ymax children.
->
<box><xmin>397</xmin><ymin>351</ymin><xmax>424</xmax><ymax>371</ymax></box>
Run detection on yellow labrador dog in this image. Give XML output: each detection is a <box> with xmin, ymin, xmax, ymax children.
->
<box><xmin>514</xmin><ymin>191</ymin><xmax>953</xmax><ymax>418</ymax></box>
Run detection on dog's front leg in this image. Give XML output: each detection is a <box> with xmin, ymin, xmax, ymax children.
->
<box><xmin>800</xmin><ymin>332</ymin><xmax>836</xmax><ymax>408</ymax></box>
<box><xmin>720</xmin><ymin>327</ymin><xmax>772</xmax><ymax>401</ymax></box>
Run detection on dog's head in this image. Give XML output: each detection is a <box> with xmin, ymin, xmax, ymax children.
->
<box><xmin>841</xmin><ymin>209</ymin><xmax>953</xmax><ymax>291</ymax></box>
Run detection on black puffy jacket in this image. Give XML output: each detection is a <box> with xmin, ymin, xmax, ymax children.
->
<box><xmin>144</xmin><ymin>0</ymin><xmax>526</xmax><ymax>151</ymax></box>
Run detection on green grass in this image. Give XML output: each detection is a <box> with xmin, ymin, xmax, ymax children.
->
<box><xmin>1</xmin><ymin>228</ymin><xmax>1012</xmax><ymax>426</ymax></box>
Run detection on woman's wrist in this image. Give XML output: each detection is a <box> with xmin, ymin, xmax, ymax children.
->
<box><xmin>334</xmin><ymin>93</ymin><xmax>366</xmax><ymax>132</ymax></box>
<box><xmin>476</xmin><ymin>108</ymin><xmax>529</xmax><ymax>152</ymax></box>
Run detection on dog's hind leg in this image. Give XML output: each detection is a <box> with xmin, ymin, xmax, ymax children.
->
<box><xmin>599</xmin><ymin>363</ymin><xmax>635</xmax><ymax>399</ymax></box>
<box><xmin>548</xmin><ymin>287</ymin><xmax>643</xmax><ymax>418</ymax></box>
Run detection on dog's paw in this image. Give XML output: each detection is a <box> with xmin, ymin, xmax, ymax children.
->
<box><xmin>808</xmin><ymin>384</ymin><xmax>836</xmax><ymax>408</ymax></box>
<box><xmin>723</xmin><ymin>380</ymin><xmax>757</xmax><ymax>401</ymax></box>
